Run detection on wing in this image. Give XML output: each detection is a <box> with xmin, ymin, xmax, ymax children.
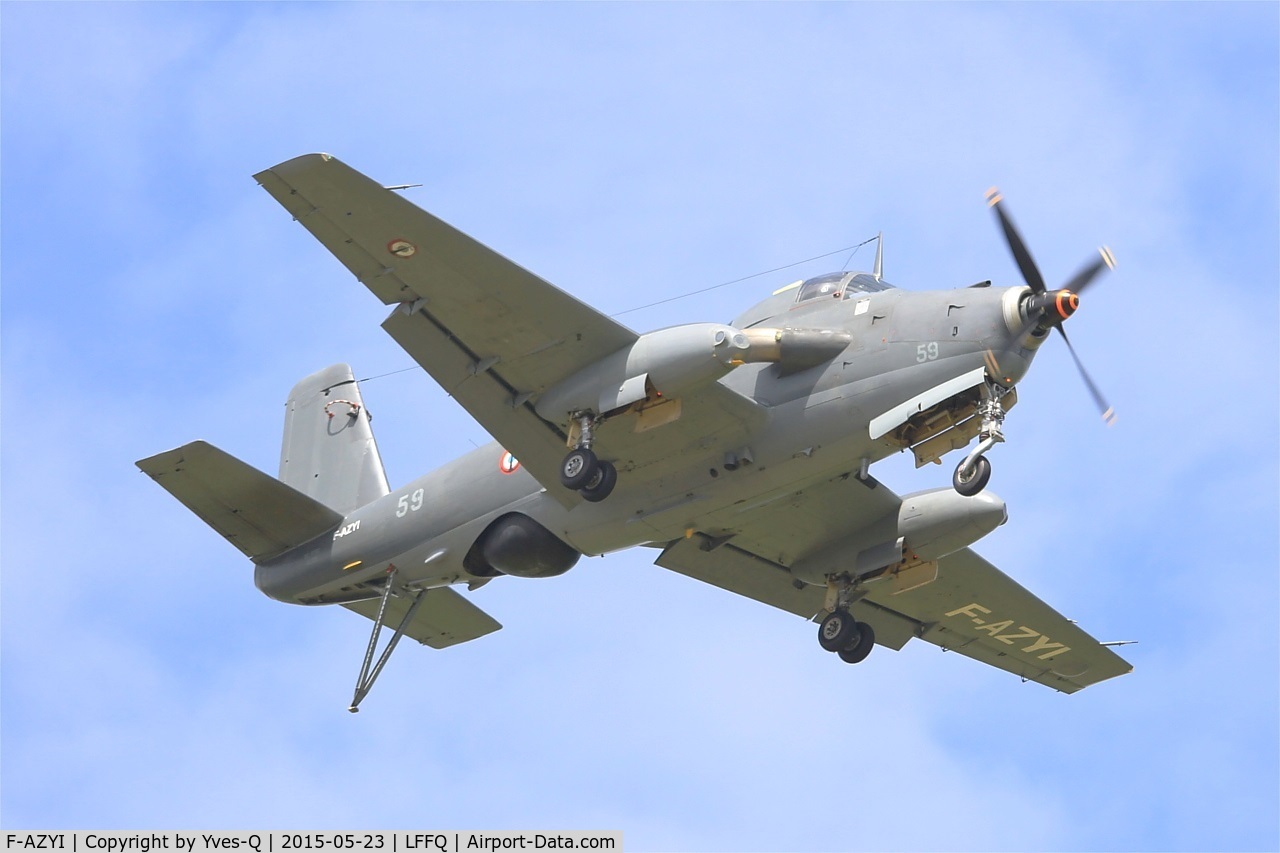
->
<box><xmin>876</xmin><ymin>546</ymin><xmax>1133</xmax><ymax>692</ymax></box>
<box><xmin>255</xmin><ymin>153</ymin><xmax>638</xmax><ymax>503</ymax></box>
<box><xmin>343</xmin><ymin>587</ymin><xmax>501</xmax><ymax>649</ymax></box>
<box><xmin>255</xmin><ymin>154</ymin><xmax>765</xmax><ymax>505</ymax></box>
<box><xmin>655</xmin><ymin>471</ymin><xmax>1131</xmax><ymax>693</ymax></box>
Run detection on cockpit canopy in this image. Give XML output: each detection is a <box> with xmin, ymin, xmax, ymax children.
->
<box><xmin>731</xmin><ymin>271</ymin><xmax>894</xmax><ymax>328</ymax></box>
<box><xmin>794</xmin><ymin>271</ymin><xmax>893</xmax><ymax>302</ymax></box>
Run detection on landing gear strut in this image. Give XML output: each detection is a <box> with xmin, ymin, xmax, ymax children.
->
<box><xmin>953</xmin><ymin>380</ymin><xmax>1010</xmax><ymax>497</ymax></box>
<box><xmin>818</xmin><ymin>576</ymin><xmax>876</xmax><ymax>665</ymax></box>
<box><xmin>559</xmin><ymin>411</ymin><xmax>617</xmax><ymax>501</ymax></box>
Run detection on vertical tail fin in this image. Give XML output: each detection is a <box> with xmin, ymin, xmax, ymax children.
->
<box><xmin>280</xmin><ymin>364</ymin><xmax>390</xmax><ymax>514</ymax></box>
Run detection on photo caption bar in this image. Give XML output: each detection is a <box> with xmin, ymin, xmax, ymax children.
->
<box><xmin>2</xmin><ymin>834</ymin><xmax>622</xmax><ymax>853</ymax></box>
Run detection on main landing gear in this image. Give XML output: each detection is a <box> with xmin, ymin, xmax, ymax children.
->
<box><xmin>559</xmin><ymin>412</ymin><xmax>617</xmax><ymax>502</ymax></box>
<box><xmin>952</xmin><ymin>379</ymin><xmax>1009</xmax><ymax>497</ymax></box>
<box><xmin>818</xmin><ymin>577</ymin><xmax>876</xmax><ymax>665</ymax></box>
<box><xmin>818</xmin><ymin>610</ymin><xmax>876</xmax><ymax>664</ymax></box>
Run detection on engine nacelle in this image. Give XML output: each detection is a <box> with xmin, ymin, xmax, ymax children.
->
<box><xmin>535</xmin><ymin>323</ymin><xmax>749</xmax><ymax>422</ymax></box>
<box><xmin>789</xmin><ymin>487</ymin><xmax>1006</xmax><ymax>585</ymax></box>
<box><xmin>464</xmin><ymin>513</ymin><xmax>581</xmax><ymax>579</ymax></box>
<box><xmin>897</xmin><ymin>488</ymin><xmax>1007</xmax><ymax>561</ymax></box>
<box><xmin>534</xmin><ymin>323</ymin><xmax>853</xmax><ymax>423</ymax></box>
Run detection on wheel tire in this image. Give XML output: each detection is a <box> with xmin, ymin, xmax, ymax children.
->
<box><xmin>579</xmin><ymin>460</ymin><xmax>618</xmax><ymax>503</ymax></box>
<box><xmin>838</xmin><ymin>622</ymin><xmax>876</xmax><ymax>664</ymax></box>
<box><xmin>818</xmin><ymin>610</ymin><xmax>858</xmax><ymax>652</ymax></box>
<box><xmin>560</xmin><ymin>448</ymin><xmax>599</xmax><ymax>490</ymax></box>
<box><xmin>953</xmin><ymin>455</ymin><xmax>992</xmax><ymax>496</ymax></box>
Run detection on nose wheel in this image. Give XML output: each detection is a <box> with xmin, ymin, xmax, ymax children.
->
<box><xmin>953</xmin><ymin>454</ymin><xmax>992</xmax><ymax>497</ymax></box>
<box><xmin>951</xmin><ymin>380</ymin><xmax>1009</xmax><ymax>496</ymax></box>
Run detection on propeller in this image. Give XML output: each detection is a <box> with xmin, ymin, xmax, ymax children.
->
<box><xmin>984</xmin><ymin>187</ymin><xmax>1117</xmax><ymax>425</ymax></box>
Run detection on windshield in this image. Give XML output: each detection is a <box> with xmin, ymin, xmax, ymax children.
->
<box><xmin>795</xmin><ymin>273</ymin><xmax>848</xmax><ymax>302</ymax></box>
<box><xmin>844</xmin><ymin>273</ymin><xmax>893</xmax><ymax>294</ymax></box>
<box><xmin>793</xmin><ymin>272</ymin><xmax>892</xmax><ymax>303</ymax></box>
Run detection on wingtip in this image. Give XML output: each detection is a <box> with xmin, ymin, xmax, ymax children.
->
<box><xmin>259</xmin><ymin>152</ymin><xmax>340</xmax><ymax>178</ymax></box>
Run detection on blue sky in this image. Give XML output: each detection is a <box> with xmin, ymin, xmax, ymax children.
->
<box><xmin>2</xmin><ymin>2</ymin><xmax>1277</xmax><ymax>849</ymax></box>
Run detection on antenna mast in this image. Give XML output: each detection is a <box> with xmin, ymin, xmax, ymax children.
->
<box><xmin>873</xmin><ymin>232</ymin><xmax>883</xmax><ymax>280</ymax></box>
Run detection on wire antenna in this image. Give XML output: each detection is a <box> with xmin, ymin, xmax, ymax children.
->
<box><xmin>612</xmin><ymin>236</ymin><xmax>880</xmax><ymax>318</ymax></box>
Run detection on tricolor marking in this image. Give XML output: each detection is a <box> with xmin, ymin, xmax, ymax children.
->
<box><xmin>387</xmin><ymin>239</ymin><xmax>417</xmax><ymax>258</ymax></box>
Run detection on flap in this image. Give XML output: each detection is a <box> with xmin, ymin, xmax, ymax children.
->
<box><xmin>136</xmin><ymin>441</ymin><xmax>342</xmax><ymax>561</ymax></box>
<box><xmin>343</xmin><ymin>586</ymin><xmax>501</xmax><ymax>649</ymax></box>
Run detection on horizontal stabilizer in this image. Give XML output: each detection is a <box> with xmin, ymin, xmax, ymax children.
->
<box><xmin>136</xmin><ymin>440</ymin><xmax>343</xmax><ymax>561</ymax></box>
<box><xmin>344</xmin><ymin>587</ymin><xmax>502</xmax><ymax>648</ymax></box>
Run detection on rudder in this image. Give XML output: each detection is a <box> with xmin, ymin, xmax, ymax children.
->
<box><xmin>280</xmin><ymin>364</ymin><xmax>390</xmax><ymax>514</ymax></box>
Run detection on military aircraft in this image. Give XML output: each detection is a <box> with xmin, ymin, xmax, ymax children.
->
<box><xmin>137</xmin><ymin>154</ymin><xmax>1132</xmax><ymax>711</ymax></box>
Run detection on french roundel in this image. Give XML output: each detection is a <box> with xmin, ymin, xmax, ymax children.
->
<box><xmin>499</xmin><ymin>451</ymin><xmax>521</xmax><ymax>474</ymax></box>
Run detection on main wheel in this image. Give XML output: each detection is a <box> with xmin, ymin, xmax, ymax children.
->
<box><xmin>837</xmin><ymin>622</ymin><xmax>876</xmax><ymax>664</ymax></box>
<box><xmin>818</xmin><ymin>609</ymin><xmax>859</xmax><ymax>652</ymax></box>
<box><xmin>560</xmin><ymin>447</ymin><xmax>599</xmax><ymax>490</ymax></box>
<box><xmin>579</xmin><ymin>460</ymin><xmax>618</xmax><ymax>502</ymax></box>
<box><xmin>953</xmin><ymin>455</ymin><xmax>992</xmax><ymax>496</ymax></box>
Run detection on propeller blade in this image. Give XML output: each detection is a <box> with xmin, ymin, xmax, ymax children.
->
<box><xmin>1056</xmin><ymin>325</ymin><xmax>1117</xmax><ymax>425</ymax></box>
<box><xmin>986</xmin><ymin>187</ymin><xmax>1046</xmax><ymax>293</ymax></box>
<box><xmin>1060</xmin><ymin>246</ymin><xmax>1116</xmax><ymax>297</ymax></box>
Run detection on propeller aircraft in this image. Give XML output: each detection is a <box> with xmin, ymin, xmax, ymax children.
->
<box><xmin>137</xmin><ymin>154</ymin><xmax>1131</xmax><ymax>711</ymax></box>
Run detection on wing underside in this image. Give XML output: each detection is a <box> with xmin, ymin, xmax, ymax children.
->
<box><xmin>656</xmin><ymin>472</ymin><xmax>1131</xmax><ymax>693</ymax></box>
<box><xmin>255</xmin><ymin>153</ymin><xmax>765</xmax><ymax>503</ymax></box>
<box><xmin>256</xmin><ymin>154</ymin><xmax>632</xmax><ymax>502</ymax></box>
